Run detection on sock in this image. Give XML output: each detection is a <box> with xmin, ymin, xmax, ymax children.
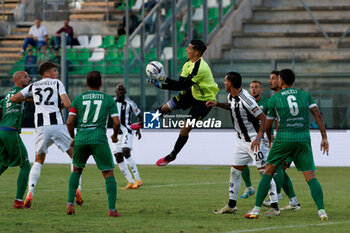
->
<box><xmin>282</xmin><ymin>171</ymin><xmax>296</xmax><ymax>199</ymax></box>
<box><xmin>27</xmin><ymin>162</ymin><xmax>43</xmax><ymax>195</ymax></box>
<box><xmin>68</xmin><ymin>172</ymin><xmax>81</xmax><ymax>203</ymax></box>
<box><xmin>16</xmin><ymin>161</ymin><xmax>30</xmax><ymax>200</ymax></box>
<box><xmin>241</xmin><ymin>165</ymin><xmax>252</xmax><ymax>188</ymax></box>
<box><xmin>229</xmin><ymin>167</ymin><xmax>242</xmax><ymax>202</ymax></box>
<box><xmin>289</xmin><ymin>197</ymin><xmax>299</xmax><ymax>206</ymax></box>
<box><xmin>126</xmin><ymin>157</ymin><xmax>141</xmax><ymax>180</ymax></box>
<box><xmin>117</xmin><ymin>161</ymin><xmax>134</xmax><ymax>183</ymax></box>
<box><xmin>255</xmin><ymin>174</ymin><xmax>273</xmax><ymax>207</ymax></box>
<box><xmin>166</xmin><ymin>135</ymin><xmax>189</xmax><ymax>160</ymax></box>
<box><xmin>228</xmin><ymin>199</ymin><xmax>236</xmax><ymax>208</ymax></box>
<box><xmin>268</xmin><ymin>176</ymin><xmax>279</xmax><ymax>205</ymax></box>
<box><xmin>273</xmin><ymin>165</ymin><xmax>284</xmax><ymax>194</ymax></box>
<box><xmin>71</xmin><ymin>163</ymin><xmax>82</xmax><ymax>190</ymax></box>
<box><xmin>307</xmin><ymin>177</ymin><xmax>325</xmax><ymax>210</ymax></box>
<box><xmin>105</xmin><ymin>176</ymin><xmax>117</xmax><ymax>210</ymax></box>
<box><xmin>0</xmin><ymin>165</ymin><xmax>7</xmax><ymax>175</ymax></box>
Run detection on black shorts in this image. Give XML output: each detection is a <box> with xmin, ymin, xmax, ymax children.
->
<box><xmin>168</xmin><ymin>89</ymin><xmax>211</xmax><ymax>120</ymax></box>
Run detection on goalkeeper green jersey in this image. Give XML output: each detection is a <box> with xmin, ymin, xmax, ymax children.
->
<box><xmin>257</xmin><ymin>96</ymin><xmax>269</xmax><ymax>114</ymax></box>
<box><xmin>180</xmin><ymin>57</ymin><xmax>219</xmax><ymax>101</ymax></box>
<box><xmin>267</xmin><ymin>87</ymin><xmax>316</xmax><ymax>143</ymax></box>
<box><xmin>0</xmin><ymin>86</ymin><xmax>24</xmax><ymax>132</ymax></box>
<box><xmin>70</xmin><ymin>90</ymin><xmax>119</xmax><ymax>145</ymax></box>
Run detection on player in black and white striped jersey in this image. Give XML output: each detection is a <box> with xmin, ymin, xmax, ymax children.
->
<box><xmin>10</xmin><ymin>62</ymin><xmax>82</xmax><ymax>207</ymax></box>
<box><xmin>112</xmin><ymin>83</ymin><xmax>143</xmax><ymax>189</ymax></box>
<box><xmin>206</xmin><ymin>72</ymin><xmax>279</xmax><ymax>216</ymax></box>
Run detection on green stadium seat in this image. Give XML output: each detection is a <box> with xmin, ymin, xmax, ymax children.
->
<box><xmin>66</xmin><ymin>48</ymin><xmax>78</xmax><ymax>61</ymax></box>
<box><xmin>115</xmin><ymin>35</ymin><xmax>126</xmax><ymax>49</ymax></box>
<box><xmin>208</xmin><ymin>8</ymin><xmax>219</xmax><ymax>21</ymax></box>
<box><xmin>101</xmin><ymin>35</ymin><xmax>116</xmax><ymax>48</ymax></box>
<box><xmin>95</xmin><ymin>61</ymin><xmax>106</xmax><ymax>74</ymax></box>
<box><xmin>76</xmin><ymin>48</ymin><xmax>91</xmax><ymax>61</ymax></box>
<box><xmin>105</xmin><ymin>50</ymin><xmax>121</xmax><ymax>61</ymax></box>
<box><xmin>77</xmin><ymin>61</ymin><xmax>94</xmax><ymax>74</ymax></box>
<box><xmin>192</xmin><ymin>0</ymin><xmax>202</xmax><ymax>8</ymax></box>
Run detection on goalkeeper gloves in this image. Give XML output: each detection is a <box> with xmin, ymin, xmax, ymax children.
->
<box><xmin>147</xmin><ymin>77</ymin><xmax>162</xmax><ymax>89</ymax></box>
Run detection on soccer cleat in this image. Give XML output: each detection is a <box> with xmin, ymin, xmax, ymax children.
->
<box><xmin>262</xmin><ymin>198</ymin><xmax>271</xmax><ymax>207</ymax></box>
<box><xmin>66</xmin><ymin>203</ymin><xmax>75</xmax><ymax>215</ymax></box>
<box><xmin>213</xmin><ymin>205</ymin><xmax>237</xmax><ymax>214</ymax></box>
<box><xmin>240</xmin><ymin>187</ymin><xmax>255</xmax><ymax>199</ymax></box>
<box><xmin>263</xmin><ymin>208</ymin><xmax>280</xmax><ymax>216</ymax></box>
<box><xmin>24</xmin><ymin>193</ymin><xmax>33</xmax><ymax>208</ymax></box>
<box><xmin>245</xmin><ymin>207</ymin><xmax>260</xmax><ymax>219</ymax></box>
<box><xmin>132</xmin><ymin>179</ymin><xmax>143</xmax><ymax>189</ymax></box>
<box><xmin>156</xmin><ymin>156</ymin><xmax>173</xmax><ymax>167</ymax></box>
<box><xmin>122</xmin><ymin>183</ymin><xmax>134</xmax><ymax>190</ymax></box>
<box><xmin>108</xmin><ymin>209</ymin><xmax>123</xmax><ymax>217</ymax></box>
<box><xmin>130</xmin><ymin>122</ymin><xmax>143</xmax><ymax>130</ymax></box>
<box><xmin>13</xmin><ymin>200</ymin><xmax>24</xmax><ymax>209</ymax></box>
<box><xmin>75</xmin><ymin>189</ymin><xmax>83</xmax><ymax>206</ymax></box>
<box><xmin>280</xmin><ymin>204</ymin><xmax>301</xmax><ymax>211</ymax></box>
<box><xmin>318</xmin><ymin>209</ymin><xmax>328</xmax><ymax>221</ymax></box>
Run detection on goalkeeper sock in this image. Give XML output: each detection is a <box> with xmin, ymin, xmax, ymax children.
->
<box><xmin>307</xmin><ymin>177</ymin><xmax>325</xmax><ymax>210</ymax></box>
<box><xmin>241</xmin><ymin>165</ymin><xmax>252</xmax><ymax>188</ymax></box>
<box><xmin>106</xmin><ymin>176</ymin><xmax>117</xmax><ymax>210</ymax></box>
<box><xmin>167</xmin><ymin>135</ymin><xmax>189</xmax><ymax>160</ymax></box>
<box><xmin>68</xmin><ymin>172</ymin><xmax>81</xmax><ymax>203</ymax></box>
<box><xmin>27</xmin><ymin>162</ymin><xmax>42</xmax><ymax>195</ymax></box>
<box><xmin>16</xmin><ymin>161</ymin><xmax>30</xmax><ymax>200</ymax></box>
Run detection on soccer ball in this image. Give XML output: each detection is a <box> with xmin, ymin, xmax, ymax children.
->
<box><xmin>146</xmin><ymin>61</ymin><xmax>164</xmax><ymax>80</ymax></box>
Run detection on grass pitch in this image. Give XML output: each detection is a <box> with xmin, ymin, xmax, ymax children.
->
<box><xmin>0</xmin><ymin>165</ymin><xmax>349</xmax><ymax>233</ymax></box>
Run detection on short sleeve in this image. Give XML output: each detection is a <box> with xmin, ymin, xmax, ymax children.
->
<box><xmin>69</xmin><ymin>98</ymin><xmax>78</xmax><ymax>116</ymax></box>
<box><xmin>109</xmin><ymin>96</ymin><xmax>119</xmax><ymax>117</ymax></box>
<box><xmin>241</xmin><ymin>95</ymin><xmax>262</xmax><ymax>118</ymax></box>
<box><xmin>57</xmin><ymin>80</ymin><xmax>67</xmax><ymax>95</ymax></box>
<box><xmin>28</xmin><ymin>26</ymin><xmax>34</xmax><ymax>35</ymax></box>
<box><xmin>130</xmin><ymin>101</ymin><xmax>141</xmax><ymax>116</ymax></box>
<box><xmin>266</xmin><ymin>96</ymin><xmax>276</xmax><ymax>120</ymax></box>
<box><xmin>307</xmin><ymin>92</ymin><xmax>317</xmax><ymax>109</ymax></box>
<box><xmin>20</xmin><ymin>84</ymin><xmax>33</xmax><ymax>97</ymax></box>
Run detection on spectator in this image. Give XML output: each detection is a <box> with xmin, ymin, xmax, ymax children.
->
<box><xmin>24</xmin><ymin>49</ymin><xmax>38</xmax><ymax>75</ymax></box>
<box><xmin>20</xmin><ymin>18</ymin><xmax>48</xmax><ymax>54</ymax></box>
<box><xmin>37</xmin><ymin>45</ymin><xmax>52</xmax><ymax>65</ymax></box>
<box><xmin>54</xmin><ymin>19</ymin><xmax>74</xmax><ymax>48</ymax></box>
<box><xmin>145</xmin><ymin>0</ymin><xmax>157</xmax><ymax>11</ymax></box>
<box><xmin>49</xmin><ymin>48</ymin><xmax>61</xmax><ymax>65</ymax></box>
<box><xmin>118</xmin><ymin>9</ymin><xmax>140</xmax><ymax>37</ymax></box>
<box><xmin>145</xmin><ymin>9</ymin><xmax>155</xmax><ymax>33</ymax></box>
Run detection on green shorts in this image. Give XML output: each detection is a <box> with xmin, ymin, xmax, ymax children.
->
<box><xmin>73</xmin><ymin>144</ymin><xmax>115</xmax><ymax>171</ymax></box>
<box><xmin>267</xmin><ymin>141</ymin><xmax>316</xmax><ymax>172</ymax></box>
<box><xmin>283</xmin><ymin>157</ymin><xmax>293</xmax><ymax>168</ymax></box>
<box><xmin>0</xmin><ymin>130</ymin><xmax>28</xmax><ymax>167</ymax></box>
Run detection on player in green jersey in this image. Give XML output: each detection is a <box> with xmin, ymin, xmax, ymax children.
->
<box><xmin>147</xmin><ymin>39</ymin><xmax>219</xmax><ymax>166</ymax></box>
<box><xmin>0</xmin><ymin>71</ymin><xmax>31</xmax><ymax>209</ymax></box>
<box><xmin>245</xmin><ymin>69</ymin><xmax>329</xmax><ymax>220</ymax></box>
<box><xmin>66</xmin><ymin>71</ymin><xmax>122</xmax><ymax>217</ymax></box>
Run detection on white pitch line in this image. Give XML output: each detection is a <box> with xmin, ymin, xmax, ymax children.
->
<box><xmin>224</xmin><ymin>221</ymin><xmax>350</xmax><ymax>233</ymax></box>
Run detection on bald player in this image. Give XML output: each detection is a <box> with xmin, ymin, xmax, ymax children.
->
<box><xmin>0</xmin><ymin>71</ymin><xmax>31</xmax><ymax>209</ymax></box>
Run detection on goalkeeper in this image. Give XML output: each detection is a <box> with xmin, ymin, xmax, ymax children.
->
<box><xmin>147</xmin><ymin>39</ymin><xmax>219</xmax><ymax>166</ymax></box>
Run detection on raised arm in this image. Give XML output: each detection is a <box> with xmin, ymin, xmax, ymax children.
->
<box><xmin>10</xmin><ymin>92</ymin><xmax>25</xmax><ymax>103</ymax></box>
<box><xmin>310</xmin><ymin>106</ymin><xmax>329</xmax><ymax>155</ymax></box>
<box><xmin>60</xmin><ymin>93</ymin><xmax>71</xmax><ymax>109</ymax></box>
<box><xmin>205</xmin><ymin>101</ymin><xmax>230</xmax><ymax>110</ymax></box>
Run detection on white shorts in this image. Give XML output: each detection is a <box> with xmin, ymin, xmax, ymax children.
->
<box><xmin>111</xmin><ymin>132</ymin><xmax>134</xmax><ymax>154</ymax></box>
<box><xmin>232</xmin><ymin>136</ymin><xmax>269</xmax><ymax>169</ymax></box>
<box><xmin>35</xmin><ymin>125</ymin><xmax>71</xmax><ymax>155</ymax></box>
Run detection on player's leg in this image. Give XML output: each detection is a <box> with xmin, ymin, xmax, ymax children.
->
<box><xmin>240</xmin><ymin>165</ymin><xmax>255</xmax><ymax>199</ymax></box>
<box><xmin>14</xmin><ymin>138</ymin><xmax>30</xmax><ymax>208</ymax></box>
<box><xmin>123</xmin><ymin>148</ymin><xmax>143</xmax><ymax>189</ymax></box>
<box><xmin>112</xmin><ymin>134</ymin><xmax>134</xmax><ymax>189</ymax></box>
<box><xmin>280</xmin><ymin>163</ymin><xmax>300</xmax><ymax>210</ymax></box>
<box><xmin>92</xmin><ymin>144</ymin><xmax>122</xmax><ymax>217</ymax></box>
<box><xmin>294</xmin><ymin>143</ymin><xmax>327</xmax><ymax>220</ymax></box>
<box><xmin>162</xmin><ymin>125</ymin><xmax>192</xmax><ymax>162</ymax></box>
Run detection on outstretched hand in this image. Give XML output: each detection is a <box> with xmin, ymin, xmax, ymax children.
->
<box><xmin>146</xmin><ymin>78</ymin><xmax>162</xmax><ymax>89</ymax></box>
<box><xmin>206</xmin><ymin>101</ymin><xmax>217</xmax><ymax>108</ymax></box>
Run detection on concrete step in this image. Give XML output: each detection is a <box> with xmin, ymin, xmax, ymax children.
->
<box><xmin>0</xmin><ymin>40</ymin><xmax>23</xmax><ymax>47</ymax></box>
<box><xmin>81</xmin><ymin>2</ymin><xmax>115</xmax><ymax>8</ymax></box>
<box><xmin>0</xmin><ymin>47</ymin><xmax>22</xmax><ymax>52</ymax></box>
<box><xmin>231</xmin><ymin>35</ymin><xmax>349</xmax><ymax>49</ymax></box>
<box><xmin>243</xmin><ymin>22</ymin><xmax>350</xmax><ymax>33</ymax></box>
<box><xmin>5</xmin><ymin>34</ymin><xmax>26</xmax><ymax>40</ymax></box>
<box><xmin>210</xmin><ymin>59</ymin><xmax>350</xmax><ymax>75</ymax></box>
<box><xmin>0</xmin><ymin>53</ymin><xmax>23</xmax><ymax>60</ymax></box>
<box><xmin>233</xmin><ymin>32</ymin><xmax>345</xmax><ymax>38</ymax></box>
<box><xmin>70</xmin><ymin>14</ymin><xmax>106</xmax><ymax>21</ymax></box>
<box><xmin>262</xmin><ymin>0</ymin><xmax>350</xmax><ymax>8</ymax></box>
<box><xmin>4</xmin><ymin>3</ymin><xmax>18</xmax><ymax>8</ymax></box>
<box><xmin>253</xmin><ymin>7</ymin><xmax>350</xmax><ymax>21</ymax></box>
<box><xmin>222</xmin><ymin>48</ymin><xmax>350</xmax><ymax>60</ymax></box>
<box><xmin>4</xmin><ymin>0</ymin><xmax>21</xmax><ymax>3</ymax></box>
<box><xmin>11</xmin><ymin>27</ymin><xmax>29</xmax><ymax>33</ymax></box>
